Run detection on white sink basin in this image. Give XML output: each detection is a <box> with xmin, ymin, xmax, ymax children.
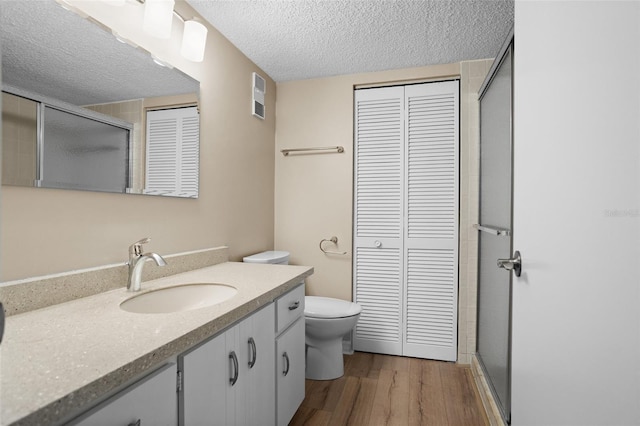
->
<box><xmin>120</xmin><ymin>283</ymin><xmax>237</xmax><ymax>314</ymax></box>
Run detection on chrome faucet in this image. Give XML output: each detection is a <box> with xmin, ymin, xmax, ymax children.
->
<box><xmin>127</xmin><ymin>238</ymin><xmax>167</xmax><ymax>292</ymax></box>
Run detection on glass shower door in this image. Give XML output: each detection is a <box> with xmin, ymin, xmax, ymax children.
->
<box><xmin>476</xmin><ymin>39</ymin><xmax>513</xmax><ymax>423</ymax></box>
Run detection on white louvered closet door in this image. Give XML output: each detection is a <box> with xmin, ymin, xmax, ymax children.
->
<box><xmin>145</xmin><ymin>106</ymin><xmax>200</xmax><ymax>198</ymax></box>
<box><xmin>353</xmin><ymin>86</ymin><xmax>405</xmax><ymax>356</ymax></box>
<box><xmin>353</xmin><ymin>81</ymin><xmax>459</xmax><ymax>361</ymax></box>
<box><xmin>403</xmin><ymin>81</ymin><xmax>458</xmax><ymax>361</ymax></box>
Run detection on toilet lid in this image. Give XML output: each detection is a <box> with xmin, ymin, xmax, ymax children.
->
<box><xmin>305</xmin><ymin>296</ymin><xmax>362</xmax><ymax>319</ymax></box>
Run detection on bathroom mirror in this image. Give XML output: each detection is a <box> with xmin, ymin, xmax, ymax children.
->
<box><xmin>0</xmin><ymin>0</ymin><xmax>201</xmax><ymax>198</ymax></box>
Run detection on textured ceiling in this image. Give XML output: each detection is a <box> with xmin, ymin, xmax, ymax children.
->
<box><xmin>188</xmin><ymin>0</ymin><xmax>514</xmax><ymax>82</ymax></box>
<box><xmin>0</xmin><ymin>0</ymin><xmax>198</xmax><ymax>107</ymax></box>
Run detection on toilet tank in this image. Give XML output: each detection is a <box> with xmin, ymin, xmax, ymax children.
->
<box><xmin>242</xmin><ymin>250</ymin><xmax>290</xmax><ymax>265</ymax></box>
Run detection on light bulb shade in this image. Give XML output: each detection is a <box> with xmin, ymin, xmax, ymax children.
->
<box><xmin>143</xmin><ymin>0</ymin><xmax>175</xmax><ymax>39</ymax></box>
<box><xmin>181</xmin><ymin>20</ymin><xmax>208</xmax><ymax>62</ymax></box>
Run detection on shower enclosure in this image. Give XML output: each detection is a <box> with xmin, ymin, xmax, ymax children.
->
<box><xmin>476</xmin><ymin>31</ymin><xmax>514</xmax><ymax>424</ymax></box>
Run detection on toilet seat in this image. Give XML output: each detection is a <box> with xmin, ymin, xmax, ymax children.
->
<box><xmin>305</xmin><ymin>296</ymin><xmax>362</xmax><ymax>319</ymax></box>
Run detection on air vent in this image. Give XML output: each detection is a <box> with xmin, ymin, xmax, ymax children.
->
<box><xmin>252</xmin><ymin>72</ymin><xmax>266</xmax><ymax>120</ymax></box>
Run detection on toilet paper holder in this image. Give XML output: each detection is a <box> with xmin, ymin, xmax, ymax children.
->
<box><xmin>319</xmin><ymin>236</ymin><xmax>348</xmax><ymax>255</ymax></box>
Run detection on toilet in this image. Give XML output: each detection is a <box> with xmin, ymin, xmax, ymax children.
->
<box><xmin>304</xmin><ymin>296</ymin><xmax>361</xmax><ymax>380</ymax></box>
<box><xmin>243</xmin><ymin>250</ymin><xmax>362</xmax><ymax>381</ymax></box>
<box><xmin>242</xmin><ymin>250</ymin><xmax>290</xmax><ymax>265</ymax></box>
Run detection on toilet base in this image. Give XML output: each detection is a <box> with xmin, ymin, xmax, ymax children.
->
<box><xmin>305</xmin><ymin>337</ymin><xmax>345</xmax><ymax>380</ymax></box>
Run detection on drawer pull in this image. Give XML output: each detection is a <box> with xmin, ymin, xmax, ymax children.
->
<box><xmin>282</xmin><ymin>352</ymin><xmax>290</xmax><ymax>376</ymax></box>
<box><xmin>248</xmin><ymin>337</ymin><xmax>257</xmax><ymax>369</ymax></box>
<box><xmin>128</xmin><ymin>420</ymin><xmax>141</xmax><ymax>426</ymax></box>
<box><xmin>229</xmin><ymin>351</ymin><xmax>239</xmax><ymax>386</ymax></box>
<box><xmin>288</xmin><ymin>301</ymin><xmax>300</xmax><ymax>311</ymax></box>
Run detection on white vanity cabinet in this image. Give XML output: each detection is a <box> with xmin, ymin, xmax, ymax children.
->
<box><xmin>275</xmin><ymin>284</ymin><xmax>305</xmax><ymax>426</ymax></box>
<box><xmin>179</xmin><ymin>303</ymin><xmax>275</xmax><ymax>426</ymax></box>
<box><xmin>70</xmin><ymin>363</ymin><xmax>177</xmax><ymax>426</ymax></box>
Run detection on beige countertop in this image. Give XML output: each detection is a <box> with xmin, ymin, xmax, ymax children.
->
<box><xmin>0</xmin><ymin>262</ymin><xmax>313</xmax><ymax>426</ymax></box>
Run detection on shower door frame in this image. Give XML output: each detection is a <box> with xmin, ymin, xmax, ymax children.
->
<box><xmin>476</xmin><ymin>29</ymin><xmax>514</xmax><ymax>425</ymax></box>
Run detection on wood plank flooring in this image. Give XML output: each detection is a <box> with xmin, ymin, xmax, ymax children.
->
<box><xmin>290</xmin><ymin>352</ymin><xmax>488</xmax><ymax>426</ymax></box>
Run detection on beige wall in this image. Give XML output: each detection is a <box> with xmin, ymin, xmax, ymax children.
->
<box><xmin>274</xmin><ymin>60</ymin><xmax>491</xmax><ymax>363</ymax></box>
<box><xmin>1</xmin><ymin>0</ymin><xmax>276</xmax><ymax>281</ymax></box>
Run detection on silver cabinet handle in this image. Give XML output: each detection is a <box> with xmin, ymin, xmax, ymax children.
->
<box><xmin>288</xmin><ymin>301</ymin><xmax>300</xmax><ymax>311</ymax></box>
<box><xmin>229</xmin><ymin>351</ymin><xmax>239</xmax><ymax>386</ymax></box>
<box><xmin>282</xmin><ymin>352</ymin><xmax>290</xmax><ymax>376</ymax></box>
<box><xmin>497</xmin><ymin>251</ymin><xmax>522</xmax><ymax>277</ymax></box>
<box><xmin>248</xmin><ymin>337</ymin><xmax>257</xmax><ymax>369</ymax></box>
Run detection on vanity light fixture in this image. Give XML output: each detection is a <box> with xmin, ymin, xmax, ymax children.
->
<box><xmin>143</xmin><ymin>0</ymin><xmax>175</xmax><ymax>39</ymax></box>
<box><xmin>91</xmin><ymin>0</ymin><xmax>208</xmax><ymax>62</ymax></box>
<box><xmin>181</xmin><ymin>19</ymin><xmax>208</xmax><ymax>62</ymax></box>
<box><xmin>141</xmin><ymin>0</ymin><xmax>208</xmax><ymax>62</ymax></box>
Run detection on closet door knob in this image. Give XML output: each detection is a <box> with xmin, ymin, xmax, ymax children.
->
<box><xmin>374</xmin><ymin>241</ymin><xmax>382</xmax><ymax>248</ymax></box>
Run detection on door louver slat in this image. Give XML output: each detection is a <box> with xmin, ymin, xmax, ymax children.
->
<box><xmin>405</xmin><ymin>248</ymin><xmax>456</xmax><ymax>348</ymax></box>
<box><xmin>355</xmin><ymin>89</ymin><xmax>403</xmax><ymax>239</ymax></box>
<box><xmin>407</xmin><ymin>90</ymin><xmax>457</xmax><ymax>240</ymax></box>
<box><xmin>355</xmin><ymin>247</ymin><xmax>402</xmax><ymax>343</ymax></box>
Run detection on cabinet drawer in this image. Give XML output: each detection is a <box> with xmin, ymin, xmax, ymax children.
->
<box><xmin>275</xmin><ymin>283</ymin><xmax>304</xmax><ymax>334</ymax></box>
<box><xmin>70</xmin><ymin>363</ymin><xmax>177</xmax><ymax>426</ymax></box>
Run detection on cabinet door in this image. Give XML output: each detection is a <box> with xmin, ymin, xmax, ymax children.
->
<box><xmin>276</xmin><ymin>317</ymin><xmax>305</xmax><ymax>426</ymax></box>
<box><xmin>72</xmin><ymin>364</ymin><xmax>177</xmax><ymax>426</ymax></box>
<box><xmin>240</xmin><ymin>304</ymin><xmax>276</xmax><ymax>426</ymax></box>
<box><xmin>225</xmin><ymin>325</ymin><xmax>245</xmax><ymax>426</ymax></box>
<box><xmin>180</xmin><ymin>331</ymin><xmax>228</xmax><ymax>426</ymax></box>
<box><xmin>180</xmin><ymin>305</ymin><xmax>276</xmax><ymax>426</ymax></box>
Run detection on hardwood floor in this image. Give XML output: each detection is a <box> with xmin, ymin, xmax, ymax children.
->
<box><xmin>290</xmin><ymin>352</ymin><xmax>488</xmax><ymax>426</ymax></box>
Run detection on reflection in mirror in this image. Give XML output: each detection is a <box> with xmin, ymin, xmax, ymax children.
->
<box><xmin>0</xmin><ymin>0</ymin><xmax>201</xmax><ymax>198</ymax></box>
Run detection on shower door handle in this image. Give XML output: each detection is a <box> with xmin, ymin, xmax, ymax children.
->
<box><xmin>497</xmin><ymin>251</ymin><xmax>522</xmax><ymax>277</ymax></box>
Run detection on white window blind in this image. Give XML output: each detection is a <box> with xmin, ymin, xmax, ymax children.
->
<box><xmin>145</xmin><ymin>106</ymin><xmax>199</xmax><ymax>198</ymax></box>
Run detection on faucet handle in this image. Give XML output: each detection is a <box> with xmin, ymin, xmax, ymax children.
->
<box><xmin>129</xmin><ymin>237</ymin><xmax>151</xmax><ymax>257</ymax></box>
